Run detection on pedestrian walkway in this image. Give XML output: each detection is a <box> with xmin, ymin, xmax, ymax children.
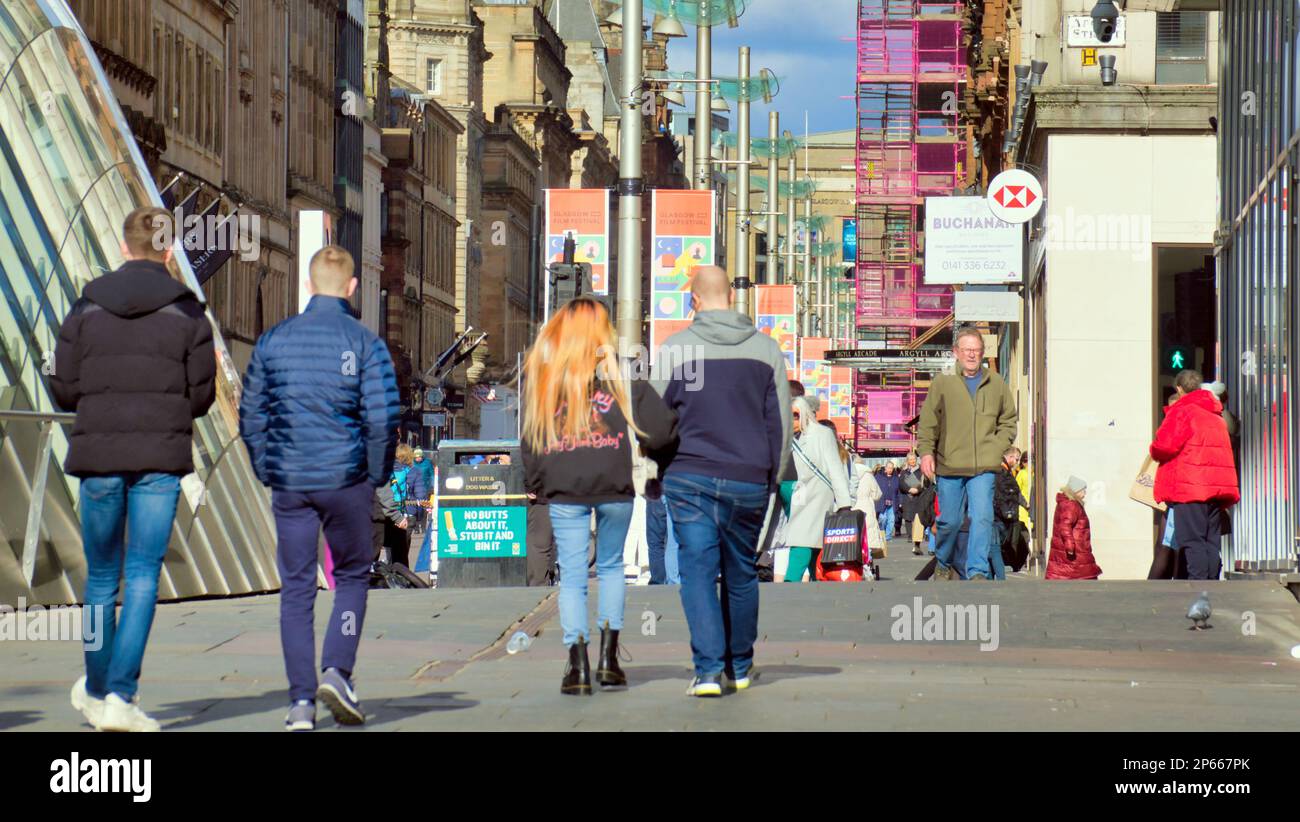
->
<box><xmin>4</xmin><ymin>552</ymin><xmax>1297</xmax><ymax>731</ymax></box>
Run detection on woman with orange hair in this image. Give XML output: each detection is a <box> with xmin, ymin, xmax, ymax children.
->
<box><xmin>521</xmin><ymin>298</ymin><xmax>677</xmax><ymax>695</ymax></box>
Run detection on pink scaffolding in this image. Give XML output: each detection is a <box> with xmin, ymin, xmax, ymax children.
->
<box><xmin>854</xmin><ymin>0</ymin><xmax>964</xmax><ymax>453</ymax></box>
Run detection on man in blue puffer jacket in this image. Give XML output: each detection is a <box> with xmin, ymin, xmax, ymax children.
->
<box><xmin>239</xmin><ymin>245</ymin><xmax>401</xmax><ymax>731</ymax></box>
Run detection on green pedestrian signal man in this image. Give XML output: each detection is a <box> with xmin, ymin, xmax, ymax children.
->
<box><xmin>1171</xmin><ymin>349</ymin><xmax>1186</xmax><ymax>369</ymax></box>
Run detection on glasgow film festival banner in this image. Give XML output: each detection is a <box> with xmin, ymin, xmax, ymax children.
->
<box><xmin>829</xmin><ymin>365</ymin><xmax>853</xmax><ymax>438</ymax></box>
<box><xmin>545</xmin><ymin>189</ymin><xmax>610</xmax><ymax>294</ymax></box>
<box><xmin>798</xmin><ymin>338</ymin><xmax>853</xmax><ymax>438</ymax></box>
<box><xmin>755</xmin><ymin>284</ymin><xmax>798</xmax><ymax>379</ymax></box>
<box><xmin>650</xmin><ymin>189</ymin><xmax>716</xmax><ymax>359</ymax></box>
<box><xmin>799</xmin><ymin>337</ymin><xmax>831</xmax><ymax>420</ymax></box>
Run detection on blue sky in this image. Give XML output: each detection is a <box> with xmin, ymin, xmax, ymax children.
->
<box><xmin>663</xmin><ymin>0</ymin><xmax>858</xmax><ymax>136</ymax></box>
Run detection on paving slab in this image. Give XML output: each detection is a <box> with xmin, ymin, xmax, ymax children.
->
<box><xmin>2</xmin><ymin>539</ymin><xmax>1298</xmax><ymax>732</ymax></box>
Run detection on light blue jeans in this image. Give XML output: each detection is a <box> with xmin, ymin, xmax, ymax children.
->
<box><xmin>80</xmin><ymin>472</ymin><xmax>181</xmax><ymax>700</ymax></box>
<box><xmin>935</xmin><ymin>473</ymin><xmax>996</xmax><ymax>580</ymax></box>
<box><xmin>878</xmin><ymin>505</ymin><xmax>895</xmax><ymax>538</ymax></box>
<box><xmin>550</xmin><ymin>501</ymin><xmax>634</xmax><ymax>646</ymax></box>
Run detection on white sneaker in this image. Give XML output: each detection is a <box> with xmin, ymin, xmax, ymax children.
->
<box><xmin>70</xmin><ymin>676</ymin><xmax>105</xmax><ymax>730</ymax></box>
<box><xmin>99</xmin><ymin>693</ymin><xmax>161</xmax><ymax>732</ymax></box>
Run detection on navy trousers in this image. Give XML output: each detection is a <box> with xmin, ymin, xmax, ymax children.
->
<box><xmin>272</xmin><ymin>481</ymin><xmax>374</xmax><ymax>703</ymax></box>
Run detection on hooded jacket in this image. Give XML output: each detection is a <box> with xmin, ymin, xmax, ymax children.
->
<box><xmin>651</xmin><ymin>310</ymin><xmax>791</xmax><ymax>488</ymax></box>
<box><xmin>1149</xmin><ymin>389</ymin><xmax>1240</xmax><ymax>505</ymax></box>
<box><xmin>51</xmin><ymin>260</ymin><xmax>216</xmax><ymax>476</ymax></box>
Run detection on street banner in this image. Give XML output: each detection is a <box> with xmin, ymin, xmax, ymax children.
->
<box><xmin>545</xmin><ymin>189</ymin><xmax>610</xmax><ymax>294</ymax></box>
<box><xmin>799</xmin><ymin>337</ymin><xmax>831</xmax><ymax>420</ymax></box>
<box><xmin>650</xmin><ymin>189</ymin><xmax>715</xmax><ymax>358</ymax></box>
<box><xmin>829</xmin><ymin>366</ymin><xmax>853</xmax><ymax>438</ymax></box>
<box><xmin>755</xmin><ymin>284</ymin><xmax>797</xmax><ymax>379</ymax></box>
<box><xmin>799</xmin><ymin>337</ymin><xmax>853</xmax><ymax>439</ymax></box>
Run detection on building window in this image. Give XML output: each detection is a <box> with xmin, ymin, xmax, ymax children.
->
<box><xmin>426</xmin><ymin>58</ymin><xmax>442</xmax><ymax>95</ymax></box>
<box><xmin>1156</xmin><ymin>11</ymin><xmax>1209</xmax><ymax>85</ymax></box>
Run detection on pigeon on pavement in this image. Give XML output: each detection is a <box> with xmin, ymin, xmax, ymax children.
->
<box><xmin>1187</xmin><ymin>591</ymin><xmax>1213</xmax><ymax>630</ymax></box>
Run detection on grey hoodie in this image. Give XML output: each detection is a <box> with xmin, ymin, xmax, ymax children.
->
<box><xmin>651</xmin><ymin>310</ymin><xmax>792</xmax><ymax>487</ymax></box>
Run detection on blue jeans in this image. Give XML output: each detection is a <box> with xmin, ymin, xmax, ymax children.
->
<box><xmin>663</xmin><ymin>472</ymin><xmax>769</xmax><ymax>679</ymax></box>
<box><xmin>550</xmin><ymin>501</ymin><xmax>634</xmax><ymax>646</ymax></box>
<box><xmin>935</xmin><ymin>473</ymin><xmax>996</xmax><ymax>579</ymax></box>
<box><xmin>878</xmin><ymin>505</ymin><xmax>895</xmax><ymax>538</ymax></box>
<box><xmin>80</xmin><ymin>472</ymin><xmax>182</xmax><ymax>700</ymax></box>
<box><xmin>646</xmin><ymin>496</ymin><xmax>680</xmax><ymax>584</ymax></box>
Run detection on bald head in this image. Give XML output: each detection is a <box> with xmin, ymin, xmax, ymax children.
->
<box><xmin>309</xmin><ymin>245</ymin><xmax>357</xmax><ymax>298</ymax></box>
<box><xmin>690</xmin><ymin>265</ymin><xmax>732</xmax><ymax>311</ymax></box>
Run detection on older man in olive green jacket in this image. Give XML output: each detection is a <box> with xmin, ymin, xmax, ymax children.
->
<box><xmin>916</xmin><ymin>328</ymin><xmax>1018</xmax><ymax>580</ymax></box>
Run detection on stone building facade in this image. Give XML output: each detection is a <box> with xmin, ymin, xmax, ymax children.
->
<box><xmin>379</xmin><ymin>0</ymin><xmax>488</xmax><ymax>341</ymax></box>
<box><xmin>65</xmin><ymin>0</ymin><xmax>303</xmax><ymax>371</ymax></box>
<box><xmin>378</xmin><ymin>82</ymin><xmax>462</xmax><ymax>409</ymax></box>
<box><xmin>480</xmin><ymin>115</ymin><xmax>540</xmax><ymax>372</ymax></box>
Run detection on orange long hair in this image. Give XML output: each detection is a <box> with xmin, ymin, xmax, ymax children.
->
<box><xmin>522</xmin><ymin>298</ymin><xmax>640</xmax><ymax>453</ymax></box>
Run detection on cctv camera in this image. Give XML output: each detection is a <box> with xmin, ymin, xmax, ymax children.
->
<box><xmin>1091</xmin><ymin>0</ymin><xmax>1120</xmax><ymax>44</ymax></box>
<box><xmin>1099</xmin><ymin>54</ymin><xmax>1118</xmax><ymax>86</ymax></box>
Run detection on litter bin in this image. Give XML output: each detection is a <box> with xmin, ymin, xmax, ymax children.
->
<box><xmin>433</xmin><ymin>440</ymin><xmax>528</xmax><ymax>587</ymax></box>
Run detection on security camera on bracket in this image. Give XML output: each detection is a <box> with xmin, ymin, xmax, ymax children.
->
<box><xmin>1091</xmin><ymin>0</ymin><xmax>1121</xmax><ymax>44</ymax></box>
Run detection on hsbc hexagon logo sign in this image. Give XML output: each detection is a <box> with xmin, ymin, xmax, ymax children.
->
<box><xmin>987</xmin><ymin>168</ymin><xmax>1044</xmax><ymax>224</ymax></box>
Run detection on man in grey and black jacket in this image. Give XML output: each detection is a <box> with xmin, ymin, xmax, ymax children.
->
<box><xmin>651</xmin><ymin>266</ymin><xmax>791</xmax><ymax>697</ymax></box>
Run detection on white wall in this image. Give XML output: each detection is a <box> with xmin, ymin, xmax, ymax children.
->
<box><xmin>1041</xmin><ymin>133</ymin><xmax>1216</xmax><ymax>579</ymax></box>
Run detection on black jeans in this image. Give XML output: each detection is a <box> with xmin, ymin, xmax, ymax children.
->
<box><xmin>526</xmin><ymin>501</ymin><xmax>557</xmax><ymax>586</ymax></box>
<box><xmin>1170</xmin><ymin>501</ymin><xmax>1224</xmax><ymax>580</ymax></box>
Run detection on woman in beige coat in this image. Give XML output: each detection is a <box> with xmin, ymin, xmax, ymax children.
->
<box><xmin>784</xmin><ymin>396</ymin><xmax>853</xmax><ymax>582</ymax></box>
<box><xmin>853</xmin><ymin>469</ymin><xmax>887</xmax><ymax>561</ymax></box>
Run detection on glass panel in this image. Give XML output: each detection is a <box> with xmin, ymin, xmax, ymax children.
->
<box><xmin>0</xmin><ymin>1</ymin><xmax>273</xmax><ymax>603</ymax></box>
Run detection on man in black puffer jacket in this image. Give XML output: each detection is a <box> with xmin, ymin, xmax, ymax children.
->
<box><xmin>52</xmin><ymin>206</ymin><xmax>216</xmax><ymax>733</ymax></box>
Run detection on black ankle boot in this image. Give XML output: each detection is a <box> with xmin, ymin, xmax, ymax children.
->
<box><xmin>561</xmin><ymin>639</ymin><xmax>592</xmax><ymax>695</ymax></box>
<box><xmin>595</xmin><ymin>624</ymin><xmax>627</xmax><ymax>690</ymax></box>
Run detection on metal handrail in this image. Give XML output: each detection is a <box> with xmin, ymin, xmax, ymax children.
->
<box><xmin>0</xmin><ymin>408</ymin><xmax>75</xmax><ymax>585</ymax></box>
<box><xmin>0</xmin><ymin>409</ymin><xmax>75</xmax><ymax>423</ymax></box>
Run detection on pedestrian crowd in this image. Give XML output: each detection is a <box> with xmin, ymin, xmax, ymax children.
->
<box><xmin>52</xmin><ymin>210</ymin><xmax>1241</xmax><ymax>731</ymax></box>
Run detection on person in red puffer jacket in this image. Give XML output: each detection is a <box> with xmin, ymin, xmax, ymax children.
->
<box><xmin>1046</xmin><ymin>476</ymin><xmax>1102</xmax><ymax>580</ymax></box>
<box><xmin>1149</xmin><ymin>369</ymin><xmax>1239</xmax><ymax>580</ymax></box>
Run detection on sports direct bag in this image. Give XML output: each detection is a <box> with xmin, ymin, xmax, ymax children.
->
<box><xmin>821</xmin><ymin>509</ymin><xmax>865</xmax><ymax>565</ymax></box>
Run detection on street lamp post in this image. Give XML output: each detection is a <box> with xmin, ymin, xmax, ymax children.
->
<box><xmin>693</xmin><ymin>7</ymin><xmax>712</xmax><ymax>191</ymax></box>
<box><xmin>734</xmin><ymin>45</ymin><xmax>751</xmax><ymax>315</ymax></box>
<box><xmin>766</xmin><ymin>111</ymin><xmax>779</xmax><ymax>285</ymax></box>
<box><xmin>616</xmin><ymin>0</ymin><xmax>644</xmax><ymax>357</ymax></box>
<box><xmin>785</xmin><ymin>131</ymin><xmax>795</xmax><ymax>305</ymax></box>
<box><xmin>795</xmin><ymin>193</ymin><xmax>806</xmax><ymax>335</ymax></box>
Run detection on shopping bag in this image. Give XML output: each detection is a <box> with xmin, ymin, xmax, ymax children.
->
<box><xmin>821</xmin><ymin>508</ymin><xmax>865</xmax><ymax>565</ymax></box>
<box><xmin>911</xmin><ymin>514</ymin><xmax>926</xmax><ymax>544</ymax></box>
<box><xmin>1129</xmin><ymin>455</ymin><xmax>1167</xmax><ymax>512</ymax></box>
